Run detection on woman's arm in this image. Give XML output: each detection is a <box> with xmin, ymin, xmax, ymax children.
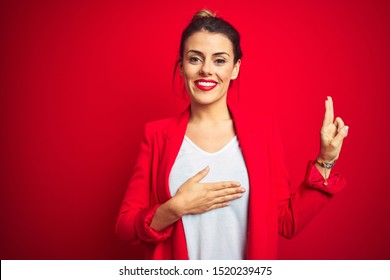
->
<box><xmin>277</xmin><ymin>96</ymin><xmax>349</xmax><ymax>238</ymax></box>
<box><xmin>116</xmin><ymin>123</ymin><xmax>245</xmax><ymax>242</ymax></box>
<box><xmin>116</xmin><ymin>123</ymin><xmax>173</xmax><ymax>244</ymax></box>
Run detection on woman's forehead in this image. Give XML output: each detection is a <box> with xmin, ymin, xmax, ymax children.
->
<box><xmin>184</xmin><ymin>31</ymin><xmax>234</xmax><ymax>55</ymax></box>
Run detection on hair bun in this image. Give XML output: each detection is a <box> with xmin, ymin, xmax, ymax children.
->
<box><xmin>193</xmin><ymin>9</ymin><xmax>216</xmax><ymax>20</ymax></box>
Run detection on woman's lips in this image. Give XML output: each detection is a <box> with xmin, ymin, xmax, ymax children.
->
<box><xmin>194</xmin><ymin>79</ymin><xmax>217</xmax><ymax>91</ymax></box>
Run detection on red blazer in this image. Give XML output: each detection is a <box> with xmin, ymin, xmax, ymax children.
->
<box><xmin>116</xmin><ymin>100</ymin><xmax>346</xmax><ymax>259</ymax></box>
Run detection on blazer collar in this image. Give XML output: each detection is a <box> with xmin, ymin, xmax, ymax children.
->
<box><xmin>161</xmin><ymin>106</ymin><xmax>191</xmax><ymax>140</ymax></box>
<box><xmin>227</xmin><ymin>98</ymin><xmax>255</xmax><ymax>136</ymax></box>
<box><xmin>161</xmin><ymin>99</ymin><xmax>256</xmax><ymax>140</ymax></box>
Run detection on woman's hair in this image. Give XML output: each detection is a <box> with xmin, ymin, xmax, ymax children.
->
<box><xmin>178</xmin><ymin>9</ymin><xmax>243</xmax><ymax>64</ymax></box>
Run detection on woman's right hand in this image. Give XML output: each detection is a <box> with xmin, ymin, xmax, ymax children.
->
<box><xmin>172</xmin><ymin>166</ymin><xmax>246</xmax><ymax>216</ymax></box>
<box><xmin>150</xmin><ymin>166</ymin><xmax>245</xmax><ymax>231</ymax></box>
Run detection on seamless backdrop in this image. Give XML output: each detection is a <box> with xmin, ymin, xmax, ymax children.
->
<box><xmin>1</xmin><ymin>0</ymin><xmax>389</xmax><ymax>259</ymax></box>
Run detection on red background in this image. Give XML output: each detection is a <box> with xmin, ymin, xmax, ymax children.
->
<box><xmin>1</xmin><ymin>0</ymin><xmax>389</xmax><ymax>259</ymax></box>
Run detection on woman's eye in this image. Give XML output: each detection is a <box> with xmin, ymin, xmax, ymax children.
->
<box><xmin>215</xmin><ymin>59</ymin><xmax>226</xmax><ymax>65</ymax></box>
<box><xmin>189</xmin><ymin>57</ymin><xmax>201</xmax><ymax>63</ymax></box>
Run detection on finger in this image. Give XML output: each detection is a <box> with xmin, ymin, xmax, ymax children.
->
<box><xmin>321</xmin><ymin>123</ymin><xmax>337</xmax><ymax>140</ymax></box>
<box><xmin>209</xmin><ymin>186</ymin><xmax>246</xmax><ymax>199</ymax></box>
<box><xmin>208</xmin><ymin>202</ymin><xmax>230</xmax><ymax>211</ymax></box>
<box><xmin>205</xmin><ymin>181</ymin><xmax>242</xmax><ymax>191</ymax></box>
<box><xmin>333</xmin><ymin>117</ymin><xmax>345</xmax><ymax>132</ymax></box>
<box><xmin>214</xmin><ymin>192</ymin><xmax>244</xmax><ymax>204</ymax></box>
<box><xmin>331</xmin><ymin>125</ymin><xmax>349</xmax><ymax>147</ymax></box>
<box><xmin>328</xmin><ymin>96</ymin><xmax>334</xmax><ymax>115</ymax></box>
<box><xmin>322</xmin><ymin>96</ymin><xmax>334</xmax><ymax>126</ymax></box>
<box><xmin>189</xmin><ymin>166</ymin><xmax>210</xmax><ymax>183</ymax></box>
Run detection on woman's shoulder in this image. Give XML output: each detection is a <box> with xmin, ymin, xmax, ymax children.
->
<box><xmin>146</xmin><ymin>117</ymin><xmax>176</xmax><ymax>128</ymax></box>
<box><xmin>143</xmin><ymin>107</ymin><xmax>190</xmax><ymax>135</ymax></box>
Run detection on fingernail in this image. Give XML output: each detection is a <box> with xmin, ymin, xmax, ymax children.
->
<box><xmin>344</xmin><ymin>126</ymin><xmax>349</xmax><ymax>136</ymax></box>
<box><xmin>240</xmin><ymin>187</ymin><xmax>246</xmax><ymax>192</ymax></box>
<box><xmin>205</xmin><ymin>166</ymin><xmax>210</xmax><ymax>171</ymax></box>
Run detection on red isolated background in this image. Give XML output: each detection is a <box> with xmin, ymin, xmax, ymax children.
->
<box><xmin>1</xmin><ymin>0</ymin><xmax>389</xmax><ymax>259</ymax></box>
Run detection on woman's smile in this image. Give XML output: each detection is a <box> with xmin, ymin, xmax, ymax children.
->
<box><xmin>194</xmin><ymin>79</ymin><xmax>218</xmax><ymax>91</ymax></box>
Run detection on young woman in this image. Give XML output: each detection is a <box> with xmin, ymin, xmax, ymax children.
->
<box><xmin>116</xmin><ymin>9</ymin><xmax>349</xmax><ymax>260</ymax></box>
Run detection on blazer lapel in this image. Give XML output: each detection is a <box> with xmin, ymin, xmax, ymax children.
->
<box><xmin>157</xmin><ymin>107</ymin><xmax>191</xmax><ymax>204</ymax></box>
<box><xmin>228</xmin><ymin>100</ymin><xmax>272</xmax><ymax>259</ymax></box>
<box><xmin>158</xmin><ymin>107</ymin><xmax>191</xmax><ymax>259</ymax></box>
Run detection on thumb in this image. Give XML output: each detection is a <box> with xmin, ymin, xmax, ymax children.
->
<box><xmin>332</xmin><ymin>126</ymin><xmax>349</xmax><ymax>147</ymax></box>
<box><xmin>190</xmin><ymin>166</ymin><xmax>210</xmax><ymax>183</ymax></box>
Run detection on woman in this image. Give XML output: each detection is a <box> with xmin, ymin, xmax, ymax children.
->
<box><xmin>116</xmin><ymin>10</ymin><xmax>349</xmax><ymax>260</ymax></box>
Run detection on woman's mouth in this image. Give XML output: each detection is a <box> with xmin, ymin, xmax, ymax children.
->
<box><xmin>194</xmin><ymin>79</ymin><xmax>218</xmax><ymax>91</ymax></box>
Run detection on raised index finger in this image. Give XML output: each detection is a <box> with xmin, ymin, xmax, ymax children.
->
<box><xmin>322</xmin><ymin>96</ymin><xmax>334</xmax><ymax>126</ymax></box>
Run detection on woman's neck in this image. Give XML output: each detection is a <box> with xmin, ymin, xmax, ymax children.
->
<box><xmin>189</xmin><ymin>101</ymin><xmax>231</xmax><ymax>124</ymax></box>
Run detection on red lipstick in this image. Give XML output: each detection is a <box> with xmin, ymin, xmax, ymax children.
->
<box><xmin>194</xmin><ymin>79</ymin><xmax>217</xmax><ymax>91</ymax></box>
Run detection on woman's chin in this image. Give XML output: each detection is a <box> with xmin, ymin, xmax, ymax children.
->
<box><xmin>189</xmin><ymin>92</ymin><xmax>227</xmax><ymax>106</ymax></box>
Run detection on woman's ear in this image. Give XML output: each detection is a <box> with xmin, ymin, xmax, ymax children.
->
<box><xmin>179</xmin><ymin>59</ymin><xmax>184</xmax><ymax>76</ymax></box>
<box><xmin>230</xmin><ymin>59</ymin><xmax>241</xmax><ymax>80</ymax></box>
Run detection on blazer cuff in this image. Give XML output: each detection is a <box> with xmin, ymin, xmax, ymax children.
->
<box><xmin>304</xmin><ymin>160</ymin><xmax>346</xmax><ymax>195</ymax></box>
<box><xmin>134</xmin><ymin>204</ymin><xmax>174</xmax><ymax>243</ymax></box>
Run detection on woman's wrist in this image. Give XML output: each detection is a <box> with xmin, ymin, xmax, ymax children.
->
<box><xmin>316</xmin><ymin>154</ymin><xmax>336</xmax><ymax>164</ymax></box>
<box><xmin>315</xmin><ymin>158</ymin><xmax>336</xmax><ymax>169</ymax></box>
<box><xmin>314</xmin><ymin>158</ymin><xmax>334</xmax><ymax>185</ymax></box>
<box><xmin>167</xmin><ymin>196</ymin><xmax>186</xmax><ymax>218</ymax></box>
<box><xmin>150</xmin><ymin>197</ymin><xmax>184</xmax><ymax>231</ymax></box>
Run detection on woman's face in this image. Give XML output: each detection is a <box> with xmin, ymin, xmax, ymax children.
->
<box><xmin>181</xmin><ymin>30</ymin><xmax>241</xmax><ymax>107</ymax></box>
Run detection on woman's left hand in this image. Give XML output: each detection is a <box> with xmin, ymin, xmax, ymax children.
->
<box><xmin>317</xmin><ymin>96</ymin><xmax>349</xmax><ymax>163</ymax></box>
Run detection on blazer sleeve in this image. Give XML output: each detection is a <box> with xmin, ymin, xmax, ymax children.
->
<box><xmin>115</xmin><ymin>123</ymin><xmax>174</xmax><ymax>244</ymax></box>
<box><xmin>272</xmin><ymin>116</ymin><xmax>347</xmax><ymax>239</ymax></box>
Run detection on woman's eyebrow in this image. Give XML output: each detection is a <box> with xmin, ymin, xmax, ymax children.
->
<box><xmin>213</xmin><ymin>52</ymin><xmax>230</xmax><ymax>57</ymax></box>
<box><xmin>187</xmin><ymin>50</ymin><xmax>204</xmax><ymax>56</ymax></box>
<box><xmin>187</xmin><ymin>50</ymin><xmax>230</xmax><ymax>56</ymax></box>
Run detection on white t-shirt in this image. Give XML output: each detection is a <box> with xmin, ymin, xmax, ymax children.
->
<box><xmin>169</xmin><ymin>136</ymin><xmax>250</xmax><ymax>260</ymax></box>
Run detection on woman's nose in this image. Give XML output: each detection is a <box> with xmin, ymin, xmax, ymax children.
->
<box><xmin>199</xmin><ymin>61</ymin><xmax>213</xmax><ymax>76</ymax></box>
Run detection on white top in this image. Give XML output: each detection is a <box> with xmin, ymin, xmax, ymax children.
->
<box><xmin>169</xmin><ymin>136</ymin><xmax>250</xmax><ymax>260</ymax></box>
